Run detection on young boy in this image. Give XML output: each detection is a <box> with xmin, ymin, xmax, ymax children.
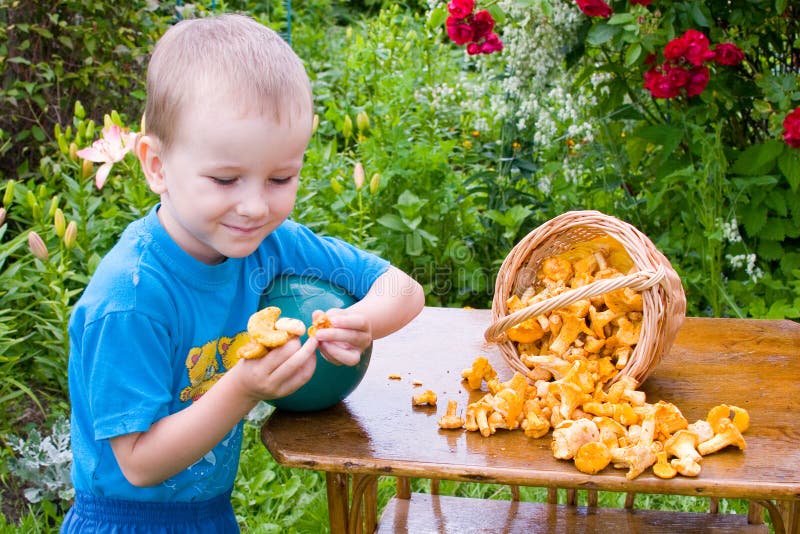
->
<box><xmin>61</xmin><ymin>14</ymin><xmax>424</xmax><ymax>533</ymax></box>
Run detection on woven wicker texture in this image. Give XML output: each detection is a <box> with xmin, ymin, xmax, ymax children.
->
<box><xmin>484</xmin><ymin>210</ymin><xmax>686</xmax><ymax>387</ymax></box>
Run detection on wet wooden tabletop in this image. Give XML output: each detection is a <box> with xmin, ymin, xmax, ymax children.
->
<box><xmin>262</xmin><ymin>307</ymin><xmax>800</xmax><ymax>501</ymax></box>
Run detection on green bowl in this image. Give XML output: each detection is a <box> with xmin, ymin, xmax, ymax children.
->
<box><xmin>261</xmin><ymin>276</ymin><xmax>371</xmax><ymax>412</ymax></box>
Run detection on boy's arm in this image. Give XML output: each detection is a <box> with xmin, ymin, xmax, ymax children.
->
<box><xmin>110</xmin><ymin>337</ymin><xmax>318</xmax><ymax>487</ymax></box>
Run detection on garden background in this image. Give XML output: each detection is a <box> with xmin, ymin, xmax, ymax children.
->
<box><xmin>0</xmin><ymin>0</ymin><xmax>797</xmax><ymax>531</ymax></box>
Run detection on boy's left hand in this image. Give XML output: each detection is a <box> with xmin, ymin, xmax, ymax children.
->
<box><xmin>311</xmin><ymin>308</ymin><xmax>372</xmax><ymax>367</ymax></box>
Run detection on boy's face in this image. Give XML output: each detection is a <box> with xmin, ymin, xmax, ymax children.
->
<box><xmin>143</xmin><ymin>98</ymin><xmax>312</xmax><ymax>264</ymax></box>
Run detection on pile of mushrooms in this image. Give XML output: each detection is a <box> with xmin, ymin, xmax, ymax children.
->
<box><xmin>435</xmin><ymin>359</ymin><xmax>748</xmax><ymax>480</ymax></box>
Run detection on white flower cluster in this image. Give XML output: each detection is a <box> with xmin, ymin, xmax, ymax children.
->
<box><xmin>486</xmin><ymin>0</ymin><xmax>595</xmax><ymax>151</ymax></box>
<box><xmin>720</xmin><ymin>217</ymin><xmax>742</xmax><ymax>243</ymax></box>
<box><xmin>726</xmin><ymin>253</ymin><xmax>764</xmax><ymax>283</ymax></box>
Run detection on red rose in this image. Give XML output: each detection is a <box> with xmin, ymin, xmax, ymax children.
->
<box><xmin>576</xmin><ymin>0</ymin><xmax>613</xmax><ymax>18</ymax></box>
<box><xmin>480</xmin><ymin>33</ymin><xmax>504</xmax><ymax>54</ymax></box>
<box><xmin>448</xmin><ymin>0</ymin><xmax>475</xmax><ymax>19</ymax></box>
<box><xmin>713</xmin><ymin>43</ymin><xmax>744</xmax><ymax>66</ymax></box>
<box><xmin>446</xmin><ymin>16</ymin><xmax>474</xmax><ymax>45</ymax></box>
<box><xmin>666</xmin><ymin>65</ymin><xmax>691</xmax><ymax>88</ymax></box>
<box><xmin>685</xmin><ymin>66</ymin><xmax>710</xmax><ymax>97</ymax></box>
<box><xmin>630</xmin><ymin>0</ymin><xmax>652</xmax><ymax>4</ymax></box>
<box><xmin>467</xmin><ymin>42</ymin><xmax>482</xmax><ymax>55</ymax></box>
<box><xmin>470</xmin><ymin>10</ymin><xmax>495</xmax><ymax>41</ymax></box>
<box><xmin>783</xmin><ymin>107</ymin><xmax>800</xmax><ymax>148</ymax></box>
<box><xmin>664</xmin><ymin>37</ymin><xmax>688</xmax><ymax>61</ymax></box>
<box><xmin>682</xmin><ymin>30</ymin><xmax>715</xmax><ymax>66</ymax></box>
<box><xmin>644</xmin><ymin>67</ymin><xmax>680</xmax><ymax>99</ymax></box>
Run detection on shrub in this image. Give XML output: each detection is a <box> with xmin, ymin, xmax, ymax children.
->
<box><xmin>0</xmin><ymin>0</ymin><xmax>169</xmax><ymax>179</ymax></box>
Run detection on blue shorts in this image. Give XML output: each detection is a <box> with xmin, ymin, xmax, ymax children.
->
<box><xmin>60</xmin><ymin>491</ymin><xmax>239</xmax><ymax>533</ymax></box>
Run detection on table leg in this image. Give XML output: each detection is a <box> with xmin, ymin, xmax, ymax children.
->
<box><xmin>349</xmin><ymin>474</ymin><xmax>378</xmax><ymax>534</ymax></box>
<box><xmin>778</xmin><ymin>500</ymin><xmax>799</xmax><ymax>534</ymax></box>
<box><xmin>326</xmin><ymin>472</ymin><xmax>350</xmax><ymax>533</ymax></box>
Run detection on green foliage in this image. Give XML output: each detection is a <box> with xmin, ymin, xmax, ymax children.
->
<box><xmin>475</xmin><ymin>0</ymin><xmax>800</xmax><ymax>317</ymax></box>
<box><xmin>295</xmin><ymin>5</ymin><xmax>524</xmax><ymax>307</ymax></box>
<box><xmin>0</xmin><ymin>0</ymin><xmax>170</xmax><ymax>179</ymax></box>
<box><xmin>0</xmin><ymin>108</ymin><xmax>153</xmax><ymax>432</ymax></box>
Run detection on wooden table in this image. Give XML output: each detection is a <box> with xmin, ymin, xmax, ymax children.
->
<box><xmin>262</xmin><ymin>307</ymin><xmax>800</xmax><ymax>533</ymax></box>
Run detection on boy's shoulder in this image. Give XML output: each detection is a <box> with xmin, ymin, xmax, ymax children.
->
<box><xmin>74</xmin><ymin>214</ymin><xmax>189</xmax><ymax>323</ymax></box>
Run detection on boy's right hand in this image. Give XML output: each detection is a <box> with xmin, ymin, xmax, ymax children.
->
<box><xmin>233</xmin><ymin>336</ymin><xmax>319</xmax><ymax>401</ymax></box>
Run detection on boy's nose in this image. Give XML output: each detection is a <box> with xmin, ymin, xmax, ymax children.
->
<box><xmin>235</xmin><ymin>185</ymin><xmax>270</xmax><ymax>218</ymax></box>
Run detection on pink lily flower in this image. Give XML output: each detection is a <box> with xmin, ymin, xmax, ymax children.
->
<box><xmin>76</xmin><ymin>124</ymin><xmax>138</xmax><ymax>189</ymax></box>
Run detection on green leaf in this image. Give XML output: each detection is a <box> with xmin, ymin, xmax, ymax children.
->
<box><xmin>624</xmin><ymin>43</ymin><xmax>642</xmax><ymax>67</ymax></box>
<box><xmin>405</xmin><ymin>232</ymin><xmax>423</xmax><ymax>256</ymax></box>
<box><xmin>778</xmin><ymin>149</ymin><xmax>800</xmax><ymax>191</ymax></box>
<box><xmin>586</xmin><ymin>24</ymin><xmax>620</xmax><ymax>46</ymax></box>
<box><xmin>427</xmin><ymin>5</ymin><xmax>447</xmax><ymax>29</ymax></box>
<box><xmin>757</xmin><ymin>240</ymin><xmax>783</xmax><ymax>261</ymax></box>
<box><xmin>780</xmin><ymin>253</ymin><xmax>800</xmax><ymax>275</ymax></box>
<box><xmin>376</xmin><ymin>214</ymin><xmax>408</xmax><ymax>232</ymax></box>
<box><xmin>759</xmin><ymin>218</ymin><xmax>787</xmax><ymax>241</ymax></box>
<box><xmin>740</xmin><ymin>202</ymin><xmax>767</xmax><ymax>236</ymax></box>
<box><xmin>730</xmin><ymin>140</ymin><xmax>784</xmax><ymax>175</ymax></box>
<box><xmin>608</xmin><ymin>13</ymin><xmax>635</xmax><ymax>25</ymax></box>
<box><xmin>689</xmin><ymin>1</ymin><xmax>711</xmax><ymax>27</ymax></box>
<box><xmin>32</xmin><ymin>126</ymin><xmax>45</xmax><ymax>142</ymax></box>
<box><xmin>775</xmin><ymin>0</ymin><xmax>788</xmax><ymax>14</ymax></box>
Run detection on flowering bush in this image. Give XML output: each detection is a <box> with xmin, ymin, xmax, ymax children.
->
<box><xmin>435</xmin><ymin>0</ymin><xmax>800</xmax><ymax>318</ymax></box>
<box><xmin>442</xmin><ymin>0</ymin><xmax>504</xmax><ymax>54</ymax></box>
<box><xmin>643</xmin><ymin>29</ymin><xmax>742</xmax><ymax>99</ymax></box>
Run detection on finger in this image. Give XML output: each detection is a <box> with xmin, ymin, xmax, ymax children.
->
<box><xmin>324</xmin><ymin>309</ymin><xmax>369</xmax><ymax>331</ymax></box>
<box><xmin>318</xmin><ymin>341</ymin><xmax>362</xmax><ymax>367</ymax></box>
<box><xmin>314</xmin><ymin>326</ymin><xmax>371</xmax><ymax>350</ymax></box>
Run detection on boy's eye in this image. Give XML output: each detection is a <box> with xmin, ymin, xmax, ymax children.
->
<box><xmin>271</xmin><ymin>176</ymin><xmax>294</xmax><ymax>184</ymax></box>
<box><xmin>209</xmin><ymin>176</ymin><xmax>237</xmax><ymax>185</ymax></box>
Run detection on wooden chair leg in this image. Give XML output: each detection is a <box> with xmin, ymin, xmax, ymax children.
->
<box><xmin>587</xmin><ymin>489</ymin><xmax>598</xmax><ymax>507</ymax></box>
<box><xmin>547</xmin><ymin>487</ymin><xmax>559</xmax><ymax>504</ymax></box>
<box><xmin>430</xmin><ymin>479</ymin><xmax>440</xmax><ymax>495</ymax></box>
<box><xmin>748</xmin><ymin>501</ymin><xmax>764</xmax><ymax>525</ymax></box>
<box><xmin>777</xmin><ymin>499</ymin><xmax>799</xmax><ymax>534</ymax></box>
<box><xmin>396</xmin><ymin>477</ymin><xmax>411</xmax><ymax>499</ymax></box>
<box><xmin>709</xmin><ymin>497</ymin><xmax>719</xmax><ymax>513</ymax></box>
<box><xmin>510</xmin><ymin>485</ymin><xmax>520</xmax><ymax>501</ymax></box>
<box><xmin>566</xmin><ymin>488</ymin><xmax>577</xmax><ymax>506</ymax></box>
<box><xmin>625</xmin><ymin>492</ymin><xmax>636</xmax><ymax>509</ymax></box>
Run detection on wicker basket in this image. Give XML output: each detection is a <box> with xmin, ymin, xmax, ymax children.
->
<box><xmin>484</xmin><ymin>210</ymin><xmax>686</xmax><ymax>387</ymax></box>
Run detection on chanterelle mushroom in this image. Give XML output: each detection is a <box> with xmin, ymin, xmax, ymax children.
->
<box><xmin>610</xmin><ymin>443</ymin><xmax>656</xmax><ymax>480</ymax></box>
<box><xmin>698</xmin><ymin>417</ymin><xmax>747</xmax><ymax>456</ymax></box>
<box><xmin>664</xmin><ymin>429</ymin><xmax>702</xmax><ymax>477</ymax></box>
<box><xmin>438</xmin><ymin>400</ymin><xmax>464</xmax><ymax>430</ymax></box>
<box><xmin>574</xmin><ymin>441</ymin><xmax>611</xmax><ymax>475</ymax></box>
<box><xmin>552</xmin><ymin>419</ymin><xmax>600</xmax><ymax>460</ymax></box>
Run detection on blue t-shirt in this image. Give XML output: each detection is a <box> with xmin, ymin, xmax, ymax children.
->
<box><xmin>68</xmin><ymin>206</ymin><xmax>389</xmax><ymax>502</ymax></box>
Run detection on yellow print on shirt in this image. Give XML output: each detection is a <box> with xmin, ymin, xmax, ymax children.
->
<box><xmin>179</xmin><ymin>332</ymin><xmax>250</xmax><ymax>402</ymax></box>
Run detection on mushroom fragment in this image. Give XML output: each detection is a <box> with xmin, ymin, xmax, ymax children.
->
<box><xmin>412</xmin><ymin>390</ymin><xmax>437</xmax><ymax>406</ymax></box>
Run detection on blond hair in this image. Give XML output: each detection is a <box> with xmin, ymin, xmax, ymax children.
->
<box><xmin>144</xmin><ymin>14</ymin><xmax>312</xmax><ymax>150</ymax></box>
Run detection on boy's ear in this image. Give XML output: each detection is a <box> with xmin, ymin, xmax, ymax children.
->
<box><xmin>136</xmin><ymin>134</ymin><xmax>167</xmax><ymax>195</ymax></box>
